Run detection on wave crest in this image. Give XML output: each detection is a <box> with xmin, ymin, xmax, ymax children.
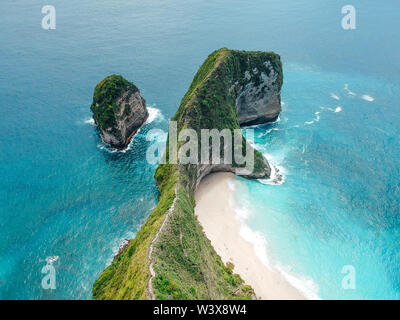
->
<box><xmin>259</xmin><ymin>164</ymin><xmax>285</xmax><ymax>186</ymax></box>
<box><xmin>146</xmin><ymin>106</ymin><xmax>164</xmax><ymax>124</ymax></box>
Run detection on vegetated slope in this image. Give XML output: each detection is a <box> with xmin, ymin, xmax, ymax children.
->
<box><xmin>90</xmin><ymin>75</ymin><xmax>148</xmax><ymax>149</ymax></box>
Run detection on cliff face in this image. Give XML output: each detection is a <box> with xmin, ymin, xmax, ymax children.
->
<box><xmin>90</xmin><ymin>75</ymin><xmax>148</xmax><ymax>149</ymax></box>
<box><xmin>93</xmin><ymin>49</ymin><xmax>283</xmax><ymax>300</ymax></box>
<box><xmin>235</xmin><ymin>60</ymin><xmax>282</xmax><ymax>126</ymax></box>
<box><xmin>173</xmin><ymin>49</ymin><xmax>283</xmax><ymax>189</ymax></box>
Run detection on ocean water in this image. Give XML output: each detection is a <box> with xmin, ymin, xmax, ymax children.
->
<box><xmin>0</xmin><ymin>0</ymin><xmax>399</xmax><ymax>299</ymax></box>
<box><xmin>237</xmin><ymin>65</ymin><xmax>400</xmax><ymax>299</ymax></box>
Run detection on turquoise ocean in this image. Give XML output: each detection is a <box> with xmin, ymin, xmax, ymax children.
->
<box><xmin>0</xmin><ymin>0</ymin><xmax>399</xmax><ymax>299</ymax></box>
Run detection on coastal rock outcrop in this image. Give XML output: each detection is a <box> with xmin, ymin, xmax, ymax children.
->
<box><xmin>235</xmin><ymin>60</ymin><xmax>282</xmax><ymax>126</ymax></box>
<box><xmin>90</xmin><ymin>75</ymin><xmax>148</xmax><ymax>149</ymax></box>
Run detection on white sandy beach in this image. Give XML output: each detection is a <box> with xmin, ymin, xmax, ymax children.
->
<box><xmin>195</xmin><ymin>172</ymin><xmax>305</xmax><ymax>300</ymax></box>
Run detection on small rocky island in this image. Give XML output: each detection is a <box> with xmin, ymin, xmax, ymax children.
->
<box><xmin>90</xmin><ymin>75</ymin><xmax>148</xmax><ymax>149</ymax></box>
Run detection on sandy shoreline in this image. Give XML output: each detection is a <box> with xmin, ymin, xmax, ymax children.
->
<box><xmin>195</xmin><ymin>172</ymin><xmax>305</xmax><ymax>300</ymax></box>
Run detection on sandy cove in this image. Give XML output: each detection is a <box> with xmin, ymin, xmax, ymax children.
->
<box><xmin>195</xmin><ymin>172</ymin><xmax>305</xmax><ymax>300</ymax></box>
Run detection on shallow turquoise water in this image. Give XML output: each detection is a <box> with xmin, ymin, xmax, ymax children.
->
<box><xmin>0</xmin><ymin>0</ymin><xmax>399</xmax><ymax>299</ymax></box>
<box><xmin>237</xmin><ymin>64</ymin><xmax>400</xmax><ymax>299</ymax></box>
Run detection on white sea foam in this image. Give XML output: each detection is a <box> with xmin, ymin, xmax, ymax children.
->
<box><xmin>234</xmin><ymin>206</ymin><xmax>252</xmax><ymax>221</ymax></box>
<box><xmin>233</xmin><ymin>204</ymin><xmax>321</xmax><ymax>300</ymax></box>
<box><xmin>258</xmin><ymin>164</ymin><xmax>285</xmax><ymax>185</ymax></box>
<box><xmin>275</xmin><ymin>265</ymin><xmax>321</xmax><ymax>300</ymax></box>
<box><xmin>121</xmin><ymin>127</ymin><xmax>145</xmax><ymax>153</ymax></box>
<box><xmin>303</xmin><ymin>111</ymin><xmax>321</xmax><ymax>125</ymax></box>
<box><xmin>258</xmin><ymin>128</ymin><xmax>279</xmax><ymax>138</ymax></box>
<box><xmin>299</xmin><ymin>107</ymin><xmax>342</xmax><ymax>126</ymax></box>
<box><xmin>146</xmin><ymin>106</ymin><xmax>164</xmax><ymax>124</ymax></box>
<box><xmin>344</xmin><ymin>84</ymin><xmax>356</xmax><ymax>96</ymax></box>
<box><xmin>330</xmin><ymin>93</ymin><xmax>340</xmax><ymax>100</ymax></box>
<box><xmin>97</xmin><ymin>143</ymin><xmax>118</xmax><ymax>153</ymax></box>
<box><xmin>232</xmin><ymin>205</ymin><xmax>271</xmax><ymax>268</ymax></box>
<box><xmin>239</xmin><ymin>223</ymin><xmax>272</xmax><ymax>269</ymax></box>
<box><xmin>106</xmin><ymin>234</ymin><xmax>135</xmax><ymax>265</ymax></box>
<box><xmin>256</xmin><ymin>149</ymin><xmax>287</xmax><ymax>185</ymax></box>
<box><xmin>361</xmin><ymin>94</ymin><xmax>374</xmax><ymax>102</ymax></box>
<box><xmin>245</xmin><ymin>115</ymin><xmax>280</xmax><ymax>130</ymax></box>
<box><xmin>96</xmin><ymin>127</ymin><xmax>142</xmax><ymax>153</ymax></box>
<box><xmin>327</xmin><ymin>106</ymin><xmax>342</xmax><ymax>113</ymax></box>
<box><xmin>84</xmin><ymin>118</ymin><xmax>95</xmax><ymax>125</ymax></box>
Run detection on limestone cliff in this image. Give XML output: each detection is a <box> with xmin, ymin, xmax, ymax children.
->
<box><xmin>236</xmin><ymin>59</ymin><xmax>282</xmax><ymax>126</ymax></box>
<box><xmin>90</xmin><ymin>75</ymin><xmax>148</xmax><ymax>149</ymax></box>
<box><xmin>172</xmin><ymin>49</ymin><xmax>283</xmax><ymax>189</ymax></box>
<box><xmin>93</xmin><ymin>49</ymin><xmax>283</xmax><ymax>300</ymax></box>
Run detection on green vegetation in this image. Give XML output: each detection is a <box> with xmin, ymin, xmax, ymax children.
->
<box><xmin>90</xmin><ymin>75</ymin><xmax>138</xmax><ymax>130</ymax></box>
<box><xmin>152</xmin><ymin>185</ymin><xmax>252</xmax><ymax>300</ymax></box>
<box><xmin>174</xmin><ymin>48</ymin><xmax>282</xmax><ymax>131</ymax></box>
<box><xmin>93</xmin><ymin>49</ymin><xmax>282</xmax><ymax>300</ymax></box>
<box><xmin>93</xmin><ymin>164</ymin><xmax>177</xmax><ymax>300</ymax></box>
<box><xmin>173</xmin><ymin>48</ymin><xmax>280</xmax><ymax>173</ymax></box>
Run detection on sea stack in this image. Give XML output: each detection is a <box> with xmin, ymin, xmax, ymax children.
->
<box><xmin>90</xmin><ymin>75</ymin><xmax>148</xmax><ymax>149</ymax></box>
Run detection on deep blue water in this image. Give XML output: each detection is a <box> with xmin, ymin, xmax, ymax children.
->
<box><xmin>0</xmin><ymin>0</ymin><xmax>399</xmax><ymax>299</ymax></box>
